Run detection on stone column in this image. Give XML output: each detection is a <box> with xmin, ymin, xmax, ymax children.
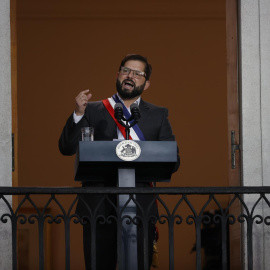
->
<box><xmin>0</xmin><ymin>0</ymin><xmax>12</xmax><ymax>269</ymax></box>
<box><xmin>239</xmin><ymin>0</ymin><xmax>270</xmax><ymax>269</ymax></box>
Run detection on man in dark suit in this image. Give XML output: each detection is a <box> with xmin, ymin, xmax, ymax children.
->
<box><xmin>59</xmin><ymin>54</ymin><xmax>180</xmax><ymax>270</ymax></box>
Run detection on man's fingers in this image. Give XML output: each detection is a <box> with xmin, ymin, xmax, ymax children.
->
<box><xmin>76</xmin><ymin>89</ymin><xmax>89</xmax><ymax>98</ymax></box>
<box><xmin>86</xmin><ymin>93</ymin><xmax>92</xmax><ymax>100</ymax></box>
<box><xmin>76</xmin><ymin>96</ymin><xmax>87</xmax><ymax>104</ymax></box>
<box><xmin>76</xmin><ymin>90</ymin><xmax>92</xmax><ymax>103</ymax></box>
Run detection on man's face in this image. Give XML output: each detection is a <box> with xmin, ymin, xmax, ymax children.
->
<box><xmin>116</xmin><ymin>60</ymin><xmax>150</xmax><ymax>99</ymax></box>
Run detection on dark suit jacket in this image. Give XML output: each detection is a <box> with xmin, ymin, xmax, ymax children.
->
<box><xmin>59</xmin><ymin>99</ymin><xmax>180</xmax><ymax>217</ymax></box>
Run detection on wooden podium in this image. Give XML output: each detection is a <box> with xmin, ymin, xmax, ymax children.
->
<box><xmin>75</xmin><ymin>140</ymin><xmax>178</xmax><ymax>270</ymax></box>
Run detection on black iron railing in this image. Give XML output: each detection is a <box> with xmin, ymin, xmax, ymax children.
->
<box><xmin>1</xmin><ymin>186</ymin><xmax>270</xmax><ymax>270</ymax></box>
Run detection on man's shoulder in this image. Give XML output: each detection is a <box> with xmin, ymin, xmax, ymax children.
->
<box><xmin>86</xmin><ymin>100</ymin><xmax>104</xmax><ymax>109</ymax></box>
<box><xmin>87</xmin><ymin>100</ymin><xmax>103</xmax><ymax>106</ymax></box>
<box><xmin>141</xmin><ymin>99</ymin><xmax>168</xmax><ymax>112</ymax></box>
<box><xmin>84</xmin><ymin>100</ymin><xmax>105</xmax><ymax>115</ymax></box>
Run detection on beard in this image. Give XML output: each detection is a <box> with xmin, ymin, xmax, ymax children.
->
<box><xmin>116</xmin><ymin>78</ymin><xmax>145</xmax><ymax>99</ymax></box>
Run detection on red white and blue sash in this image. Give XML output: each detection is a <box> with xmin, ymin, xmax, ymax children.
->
<box><xmin>102</xmin><ymin>94</ymin><xmax>146</xmax><ymax>141</ymax></box>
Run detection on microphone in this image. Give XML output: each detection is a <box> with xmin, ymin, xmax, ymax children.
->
<box><xmin>114</xmin><ymin>103</ymin><xmax>123</xmax><ymax>121</ymax></box>
<box><xmin>130</xmin><ymin>103</ymin><xmax>140</xmax><ymax>122</ymax></box>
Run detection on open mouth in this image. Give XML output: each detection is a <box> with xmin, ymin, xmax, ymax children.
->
<box><xmin>122</xmin><ymin>79</ymin><xmax>135</xmax><ymax>90</ymax></box>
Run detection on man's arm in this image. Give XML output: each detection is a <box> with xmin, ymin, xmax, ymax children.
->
<box><xmin>158</xmin><ymin>108</ymin><xmax>176</xmax><ymax>141</ymax></box>
<box><xmin>58</xmin><ymin>90</ymin><xmax>92</xmax><ymax>155</ymax></box>
<box><xmin>158</xmin><ymin>108</ymin><xmax>180</xmax><ymax>172</ymax></box>
<box><xmin>58</xmin><ymin>113</ymin><xmax>88</xmax><ymax>155</ymax></box>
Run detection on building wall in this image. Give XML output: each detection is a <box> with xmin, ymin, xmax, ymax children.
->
<box><xmin>239</xmin><ymin>0</ymin><xmax>270</xmax><ymax>269</ymax></box>
<box><xmin>0</xmin><ymin>0</ymin><xmax>12</xmax><ymax>269</ymax></box>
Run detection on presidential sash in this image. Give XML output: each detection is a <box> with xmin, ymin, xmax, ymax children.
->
<box><xmin>102</xmin><ymin>93</ymin><xmax>146</xmax><ymax>141</ymax></box>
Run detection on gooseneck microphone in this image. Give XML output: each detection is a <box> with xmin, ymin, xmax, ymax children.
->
<box><xmin>114</xmin><ymin>103</ymin><xmax>124</xmax><ymax>121</ymax></box>
<box><xmin>113</xmin><ymin>102</ymin><xmax>141</xmax><ymax>140</ymax></box>
<box><xmin>130</xmin><ymin>103</ymin><xmax>140</xmax><ymax>122</ymax></box>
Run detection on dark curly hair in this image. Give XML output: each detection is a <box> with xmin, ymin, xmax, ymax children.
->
<box><xmin>119</xmin><ymin>54</ymin><xmax>152</xmax><ymax>80</ymax></box>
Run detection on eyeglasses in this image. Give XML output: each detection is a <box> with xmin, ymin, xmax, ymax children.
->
<box><xmin>119</xmin><ymin>66</ymin><xmax>146</xmax><ymax>79</ymax></box>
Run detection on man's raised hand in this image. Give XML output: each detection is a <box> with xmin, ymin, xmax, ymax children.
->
<box><xmin>75</xmin><ymin>89</ymin><xmax>92</xmax><ymax>116</ymax></box>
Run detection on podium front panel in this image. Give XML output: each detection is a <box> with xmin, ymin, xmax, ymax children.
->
<box><xmin>75</xmin><ymin>141</ymin><xmax>178</xmax><ymax>182</ymax></box>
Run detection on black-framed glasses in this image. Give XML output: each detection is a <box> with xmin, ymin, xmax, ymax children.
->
<box><xmin>120</xmin><ymin>66</ymin><xmax>146</xmax><ymax>79</ymax></box>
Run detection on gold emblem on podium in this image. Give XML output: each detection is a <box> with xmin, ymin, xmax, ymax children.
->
<box><xmin>116</xmin><ymin>140</ymin><xmax>141</xmax><ymax>161</ymax></box>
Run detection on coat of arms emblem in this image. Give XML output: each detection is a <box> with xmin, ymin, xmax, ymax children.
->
<box><xmin>116</xmin><ymin>140</ymin><xmax>141</xmax><ymax>161</ymax></box>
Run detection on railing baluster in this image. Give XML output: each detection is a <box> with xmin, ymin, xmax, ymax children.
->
<box><xmin>221</xmin><ymin>216</ymin><xmax>228</xmax><ymax>270</ymax></box>
<box><xmin>65</xmin><ymin>218</ymin><xmax>70</xmax><ymax>270</ymax></box>
<box><xmin>117</xmin><ymin>213</ymin><xmax>123</xmax><ymax>270</ymax></box>
<box><xmin>143</xmin><ymin>220</ymin><xmax>149</xmax><ymax>270</ymax></box>
<box><xmin>38</xmin><ymin>218</ymin><xmax>44</xmax><ymax>270</ymax></box>
<box><xmin>247</xmin><ymin>216</ymin><xmax>253</xmax><ymax>270</ymax></box>
<box><xmin>168</xmin><ymin>215</ymin><xmax>174</xmax><ymax>270</ymax></box>
<box><xmin>91</xmin><ymin>218</ymin><xmax>97</xmax><ymax>270</ymax></box>
<box><xmin>12</xmin><ymin>217</ymin><xmax>17</xmax><ymax>270</ymax></box>
<box><xmin>195</xmin><ymin>217</ymin><xmax>202</xmax><ymax>270</ymax></box>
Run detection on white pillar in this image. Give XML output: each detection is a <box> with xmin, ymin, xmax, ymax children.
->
<box><xmin>0</xmin><ymin>0</ymin><xmax>12</xmax><ymax>269</ymax></box>
<box><xmin>239</xmin><ymin>0</ymin><xmax>270</xmax><ymax>269</ymax></box>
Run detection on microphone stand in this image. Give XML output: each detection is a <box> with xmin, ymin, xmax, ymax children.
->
<box><xmin>118</xmin><ymin>117</ymin><xmax>138</xmax><ymax>140</ymax></box>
